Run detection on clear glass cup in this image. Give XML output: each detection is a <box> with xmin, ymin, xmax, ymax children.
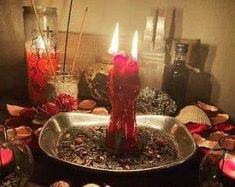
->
<box><xmin>0</xmin><ymin>125</ymin><xmax>34</xmax><ymax>186</ymax></box>
<box><xmin>199</xmin><ymin>135</ymin><xmax>235</xmax><ymax>187</ymax></box>
<box><xmin>46</xmin><ymin>72</ymin><xmax>79</xmax><ymax>101</ymax></box>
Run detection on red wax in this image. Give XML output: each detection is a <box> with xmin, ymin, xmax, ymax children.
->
<box><xmin>0</xmin><ymin>147</ymin><xmax>13</xmax><ymax>168</ymax></box>
<box><xmin>106</xmin><ymin>54</ymin><xmax>140</xmax><ymax>152</ymax></box>
<box><xmin>219</xmin><ymin>159</ymin><xmax>235</xmax><ymax>180</ymax></box>
<box><xmin>26</xmin><ymin>49</ymin><xmax>58</xmax><ymax>105</ymax></box>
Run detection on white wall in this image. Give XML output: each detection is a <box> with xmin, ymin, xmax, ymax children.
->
<box><xmin>1</xmin><ymin>0</ymin><xmax>235</xmax><ymax>118</ymax></box>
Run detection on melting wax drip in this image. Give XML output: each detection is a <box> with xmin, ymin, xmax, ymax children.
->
<box><xmin>106</xmin><ymin>54</ymin><xmax>140</xmax><ymax>152</ymax></box>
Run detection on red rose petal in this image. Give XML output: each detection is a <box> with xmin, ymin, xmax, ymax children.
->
<box><xmin>212</xmin><ymin>123</ymin><xmax>235</xmax><ymax>133</ymax></box>
<box><xmin>20</xmin><ymin>108</ymin><xmax>37</xmax><ymax>119</ymax></box>
<box><xmin>186</xmin><ymin>122</ymin><xmax>210</xmax><ymax>134</ymax></box>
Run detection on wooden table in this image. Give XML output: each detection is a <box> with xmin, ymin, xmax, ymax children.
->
<box><xmin>0</xmin><ymin>87</ymin><xmax>200</xmax><ymax>187</ymax></box>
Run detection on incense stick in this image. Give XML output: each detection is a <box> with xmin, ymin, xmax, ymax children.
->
<box><xmin>71</xmin><ymin>7</ymin><xmax>88</xmax><ymax>73</ymax></box>
<box><xmin>29</xmin><ymin>0</ymin><xmax>55</xmax><ymax>75</ymax></box>
<box><xmin>63</xmin><ymin>0</ymin><xmax>74</xmax><ymax>73</ymax></box>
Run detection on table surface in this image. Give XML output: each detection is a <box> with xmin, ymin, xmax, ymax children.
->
<box><xmin>0</xmin><ymin>87</ymin><xmax>201</xmax><ymax>187</ymax></box>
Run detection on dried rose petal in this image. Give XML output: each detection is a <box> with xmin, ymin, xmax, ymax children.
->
<box><xmin>92</xmin><ymin>107</ymin><xmax>108</xmax><ymax>115</ymax></box>
<box><xmin>192</xmin><ymin>134</ymin><xmax>217</xmax><ymax>149</ymax></box>
<box><xmin>15</xmin><ymin>126</ymin><xmax>33</xmax><ymax>139</ymax></box>
<box><xmin>197</xmin><ymin>101</ymin><xmax>218</xmax><ymax>112</ymax></box>
<box><xmin>6</xmin><ymin>104</ymin><xmax>25</xmax><ymax>116</ymax></box>
<box><xmin>7</xmin><ymin>126</ymin><xmax>33</xmax><ymax>140</ymax></box>
<box><xmin>78</xmin><ymin>100</ymin><xmax>96</xmax><ymax>110</ymax></box>
<box><xmin>20</xmin><ymin>108</ymin><xmax>37</xmax><ymax>119</ymax></box>
<box><xmin>209</xmin><ymin>131</ymin><xmax>228</xmax><ymax>142</ymax></box>
<box><xmin>34</xmin><ymin>127</ymin><xmax>42</xmax><ymax>137</ymax></box>
<box><xmin>50</xmin><ymin>181</ymin><xmax>71</xmax><ymax>187</ymax></box>
<box><xmin>38</xmin><ymin>102</ymin><xmax>60</xmax><ymax>117</ymax></box>
<box><xmin>54</xmin><ymin>94</ymin><xmax>78</xmax><ymax>112</ymax></box>
<box><xmin>210</xmin><ymin>113</ymin><xmax>229</xmax><ymax>125</ymax></box>
<box><xmin>185</xmin><ymin>122</ymin><xmax>210</xmax><ymax>134</ymax></box>
<box><xmin>212</xmin><ymin>123</ymin><xmax>235</xmax><ymax>133</ymax></box>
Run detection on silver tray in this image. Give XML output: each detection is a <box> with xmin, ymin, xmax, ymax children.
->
<box><xmin>39</xmin><ymin>113</ymin><xmax>197</xmax><ymax>174</ymax></box>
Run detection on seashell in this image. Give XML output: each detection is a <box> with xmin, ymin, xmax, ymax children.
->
<box><xmin>176</xmin><ymin>105</ymin><xmax>211</xmax><ymax>126</ymax></box>
<box><xmin>92</xmin><ymin>107</ymin><xmax>109</xmax><ymax>115</ymax></box>
<box><xmin>197</xmin><ymin>101</ymin><xmax>218</xmax><ymax>112</ymax></box>
<box><xmin>78</xmin><ymin>100</ymin><xmax>96</xmax><ymax>110</ymax></box>
<box><xmin>210</xmin><ymin>113</ymin><xmax>229</xmax><ymax>125</ymax></box>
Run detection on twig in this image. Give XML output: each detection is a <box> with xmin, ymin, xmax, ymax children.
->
<box><xmin>71</xmin><ymin>7</ymin><xmax>88</xmax><ymax>73</ymax></box>
<box><xmin>29</xmin><ymin>0</ymin><xmax>55</xmax><ymax>75</ymax></box>
<box><xmin>63</xmin><ymin>0</ymin><xmax>74</xmax><ymax>73</ymax></box>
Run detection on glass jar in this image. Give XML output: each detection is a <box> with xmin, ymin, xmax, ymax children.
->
<box><xmin>46</xmin><ymin>72</ymin><xmax>79</xmax><ymax>101</ymax></box>
<box><xmin>23</xmin><ymin>6</ymin><xmax>58</xmax><ymax>105</ymax></box>
<box><xmin>0</xmin><ymin>125</ymin><xmax>34</xmax><ymax>186</ymax></box>
<box><xmin>199</xmin><ymin>135</ymin><xmax>235</xmax><ymax>187</ymax></box>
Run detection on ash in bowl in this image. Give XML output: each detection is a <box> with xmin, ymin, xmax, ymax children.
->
<box><xmin>56</xmin><ymin>126</ymin><xmax>179</xmax><ymax>170</ymax></box>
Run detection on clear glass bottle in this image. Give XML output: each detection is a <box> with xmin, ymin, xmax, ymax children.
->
<box><xmin>23</xmin><ymin>6</ymin><xmax>58</xmax><ymax>105</ymax></box>
<box><xmin>164</xmin><ymin>43</ymin><xmax>189</xmax><ymax>110</ymax></box>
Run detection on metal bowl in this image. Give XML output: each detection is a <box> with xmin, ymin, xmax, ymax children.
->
<box><xmin>39</xmin><ymin>113</ymin><xmax>196</xmax><ymax>174</ymax></box>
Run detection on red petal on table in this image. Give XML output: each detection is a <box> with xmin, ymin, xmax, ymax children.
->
<box><xmin>5</xmin><ymin>117</ymin><xmax>32</xmax><ymax>127</ymax></box>
<box><xmin>212</xmin><ymin>123</ymin><xmax>235</xmax><ymax>133</ymax></box>
<box><xmin>0</xmin><ymin>147</ymin><xmax>13</xmax><ymax>167</ymax></box>
<box><xmin>20</xmin><ymin>108</ymin><xmax>37</xmax><ymax>119</ymax></box>
<box><xmin>6</xmin><ymin>104</ymin><xmax>26</xmax><ymax>116</ymax></box>
<box><xmin>186</xmin><ymin>122</ymin><xmax>210</xmax><ymax>134</ymax></box>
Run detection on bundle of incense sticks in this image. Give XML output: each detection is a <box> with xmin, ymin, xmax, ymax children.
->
<box><xmin>29</xmin><ymin>0</ymin><xmax>55</xmax><ymax>75</ymax></box>
<box><xmin>30</xmin><ymin>0</ymin><xmax>88</xmax><ymax>75</ymax></box>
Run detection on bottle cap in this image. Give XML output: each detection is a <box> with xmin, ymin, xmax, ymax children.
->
<box><xmin>176</xmin><ymin>43</ymin><xmax>188</xmax><ymax>54</ymax></box>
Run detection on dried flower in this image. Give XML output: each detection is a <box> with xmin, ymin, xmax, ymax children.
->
<box><xmin>38</xmin><ymin>102</ymin><xmax>60</xmax><ymax>117</ymax></box>
<box><xmin>53</xmin><ymin>94</ymin><xmax>78</xmax><ymax>112</ymax></box>
<box><xmin>137</xmin><ymin>87</ymin><xmax>177</xmax><ymax>115</ymax></box>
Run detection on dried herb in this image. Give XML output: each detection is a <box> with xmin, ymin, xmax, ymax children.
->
<box><xmin>56</xmin><ymin>126</ymin><xmax>179</xmax><ymax>170</ymax></box>
<box><xmin>137</xmin><ymin>87</ymin><xmax>177</xmax><ymax>115</ymax></box>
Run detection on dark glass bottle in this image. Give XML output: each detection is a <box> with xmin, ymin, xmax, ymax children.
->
<box><xmin>164</xmin><ymin>43</ymin><xmax>189</xmax><ymax>110</ymax></box>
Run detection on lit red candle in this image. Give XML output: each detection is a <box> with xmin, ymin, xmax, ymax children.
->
<box><xmin>0</xmin><ymin>146</ymin><xmax>14</xmax><ymax>177</ymax></box>
<box><xmin>106</xmin><ymin>23</ymin><xmax>140</xmax><ymax>152</ymax></box>
<box><xmin>0</xmin><ymin>147</ymin><xmax>13</xmax><ymax>168</ymax></box>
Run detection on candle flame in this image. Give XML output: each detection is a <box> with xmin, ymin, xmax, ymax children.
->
<box><xmin>108</xmin><ymin>23</ymin><xmax>119</xmax><ymax>55</ymax></box>
<box><xmin>131</xmin><ymin>30</ymin><xmax>138</xmax><ymax>60</ymax></box>
<box><xmin>38</xmin><ymin>36</ymin><xmax>46</xmax><ymax>50</ymax></box>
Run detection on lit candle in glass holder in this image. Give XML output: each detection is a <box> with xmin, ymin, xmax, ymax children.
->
<box><xmin>23</xmin><ymin>6</ymin><xmax>58</xmax><ymax>105</ymax></box>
